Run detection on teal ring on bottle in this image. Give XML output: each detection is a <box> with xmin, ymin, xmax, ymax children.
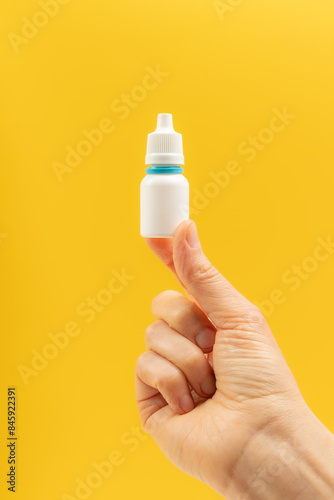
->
<box><xmin>145</xmin><ymin>165</ymin><xmax>183</xmax><ymax>174</ymax></box>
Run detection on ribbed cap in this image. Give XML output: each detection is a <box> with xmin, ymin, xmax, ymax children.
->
<box><xmin>145</xmin><ymin>113</ymin><xmax>184</xmax><ymax>165</ymax></box>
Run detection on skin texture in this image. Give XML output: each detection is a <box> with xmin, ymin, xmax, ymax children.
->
<box><xmin>135</xmin><ymin>220</ymin><xmax>334</xmax><ymax>499</ymax></box>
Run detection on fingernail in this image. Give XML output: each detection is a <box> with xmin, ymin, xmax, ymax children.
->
<box><xmin>196</xmin><ymin>328</ymin><xmax>216</xmax><ymax>350</ymax></box>
<box><xmin>186</xmin><ymin>222</ymin><xmax>200</xmax><ymax>249</ymax></box>
<box><xmin>201</xmin><ymin>375</ymin><xmax>216</xmax><ymax>396</ymax></box>
<box><xmin>180</xmin><ymin>394</ymin><xmax>194</xmax><ymax>413</ymax></box>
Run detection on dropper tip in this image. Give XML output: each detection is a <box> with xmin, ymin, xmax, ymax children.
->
<box><xmin>156</xmin><ymin>113</ymin><xmax>173</xmax><ymax>130</ymax></box>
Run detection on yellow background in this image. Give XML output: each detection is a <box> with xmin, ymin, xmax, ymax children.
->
<box><xmin>1</xmin><ymin>0</ymin><xmax>333</xmax><ymax>498</ymax></box>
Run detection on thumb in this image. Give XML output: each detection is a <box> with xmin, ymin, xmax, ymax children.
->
<box><xmin>173</xmin><ymin>220</ymin><xmax>251</xmax><ymax>329</ymax></box>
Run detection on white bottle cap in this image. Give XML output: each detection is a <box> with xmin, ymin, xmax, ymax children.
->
<box><xmin>145</xmin><ymin>113</ymin><xmax>184</xmax><ymax>165</ymax></box>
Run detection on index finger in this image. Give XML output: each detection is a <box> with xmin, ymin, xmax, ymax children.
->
<box><xmin>145</xmin><ymin>237</ymin><xmax>175</xmax><ymax>274</ymax></box>
<box><xmin>145</xmin><ymin>237</ymin><xmax>191</xmax><ymax>290</ymax></box>
<box><xmin>145</xmin><ymin>236</ymin><xmax>197</xmax><ymax>304</ymax></box>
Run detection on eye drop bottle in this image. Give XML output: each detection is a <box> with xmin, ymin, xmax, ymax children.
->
<box><xmin>140</xmin><ymin>113</ymin><xmax>189</xmax><ymax>238</ymax></box>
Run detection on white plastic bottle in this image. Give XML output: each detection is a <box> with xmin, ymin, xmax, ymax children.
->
<box><xmin>140</xmin><ymin>114</ymin><xmax>189</xmax><ymax>238</ymax></box>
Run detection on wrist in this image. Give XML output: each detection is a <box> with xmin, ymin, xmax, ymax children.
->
<box><xmin>225</xmin><ymin>399</ymin><xmax>334</xmax><ymax>500</ymax></box>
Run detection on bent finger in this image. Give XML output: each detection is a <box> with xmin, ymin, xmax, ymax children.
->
<box><xmin>135</xmin><ymin>351</ymin><xmax>194</xmax><ymax>419</ymax></box>
<box><xmin>145</xmin><ymin>320</ymin><xmax>216</xmax><ymax>398</ymax></box>
<box><xmin>152</xmin><ymin>290</ymin><xmax>216</xmax><ymax>352</ymax></box>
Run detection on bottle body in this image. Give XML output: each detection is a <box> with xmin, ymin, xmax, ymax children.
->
<box><xmin>140</xmin><ymin>173</ymin><xmax>189</xmax><ymax>237</ymax></box>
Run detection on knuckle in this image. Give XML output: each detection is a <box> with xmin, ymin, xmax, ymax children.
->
<box><xmin>190</xmin><ymin>258</ymin><xmax>221</xmax><ymax>286</ymax></box>
<box><xmin>222</xmin><ymin>304</ymin><xmax>268</xmax><ymax>334</ymax></box>
<box><xmin>144</xmin><ymin>320</ymin><xmax>163</xmax><ymax>346</ymax></box>
<box><xmin>157</xmin><ymin>369</ymin><xmax>182</xmax><ymax>394</ymax></box>
<box><xmin>143</xmin><ymin>415</ymin><xmax>155</xmax><ymax>434</ymax></box>
<box><xmin>172</xmin><ymin>302</ymin><xmax>190</xmax><ymax>325</ymax></box>
<box><xmin>136</xmin><ymin>351</ymin><xmax>150</xmax><ymax>374</ymax></box>
<box><xmin>152</xmin><ymin>290</ymin><xmax>179</xmax><ymax>311</ymax></box>
<box><xmin>144</xmin><ymin>323</ymin><xmax>155</xmax><ymax>344</ymax></box>
<box><xmin>183</xmin><ymin>350</ymin><xmax>204</xmax><ymax>372</ymax></box>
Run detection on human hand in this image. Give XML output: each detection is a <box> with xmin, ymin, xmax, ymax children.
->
<box><xmin>135</xmin><ymin>220</ymin><xmax>334</xmax><ymax>499</ymax></box>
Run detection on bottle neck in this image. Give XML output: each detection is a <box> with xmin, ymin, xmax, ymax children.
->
<box><xmin>145</xmin><ymin>165</ymin><xmax>183</xmax><ymax>174</ymax></box>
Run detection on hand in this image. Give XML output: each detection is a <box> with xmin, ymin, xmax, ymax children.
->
<box><xmin>135</xmin><ymin>220</ymin><xmax>334</xmax><ymax>499</ymax></box>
